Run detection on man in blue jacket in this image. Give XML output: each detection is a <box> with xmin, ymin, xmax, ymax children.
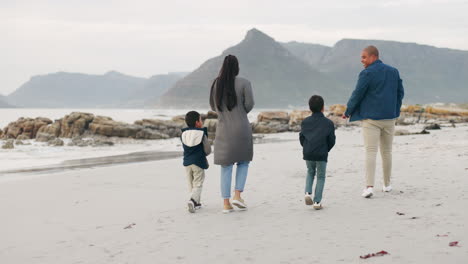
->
<box><xmin>342</xmin><ymin>45</ymin><xmax>404</xmax><ymax>198</ymax></box>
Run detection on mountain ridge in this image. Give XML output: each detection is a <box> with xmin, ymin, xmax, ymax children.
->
<box><xmin>7</xmin><ymin>71</ymin><xmax>186</xmax><ymax>108</ymax></box>
<box><xmin>5</xmin><ymin>29</ymin><xmax>468</xmax><ymax>108</ymax></box>
<box><xmin>158</xmin><ymin>28</ymin><xmax>346</xmax><ymax>108</ymax></box>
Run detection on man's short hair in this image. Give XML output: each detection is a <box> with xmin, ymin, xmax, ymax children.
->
<box><xmin>364</xmin><ymin>45</ymin><xmax>379</xmax><ymax>57</ymax></box>
<box><xmin>309</xmin><ymin>95</ymin><xmax>324</xmax><ymax>113</ymax></box>
<box><xmin>185</xmin><ymin>111</ymin><xmax>200</xmax><ymax>128</ymax></box>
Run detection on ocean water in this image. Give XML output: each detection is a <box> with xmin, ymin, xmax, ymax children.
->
<box><xmin>0</xmin><ymin>108</ymin><xmax>285</xmax><ymax>173</ymax></box>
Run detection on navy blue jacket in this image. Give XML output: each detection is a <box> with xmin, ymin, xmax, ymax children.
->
<box><xmin>181</xmin><ymin>127</ymin><xmax>211</xmax><ymax>169</ymax></box>
<box><xmin>344</xmin><ymin>60</ymin><xmax>405</xmax><ymax>122</ymax></box>
<box><xmin>299</xmin><ymin>112</ymin><xmax>336</xmax><ymax>162</ymax></box>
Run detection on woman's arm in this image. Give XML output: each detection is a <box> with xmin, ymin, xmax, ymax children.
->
<box><xmin>243</xmin><ymin>80</ymin><xmax>255</xmax><ymax>113</ymax></box>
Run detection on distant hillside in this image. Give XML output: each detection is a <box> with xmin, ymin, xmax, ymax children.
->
<box><xmin>8</xmin><ymin>29</ymin><xmax>468</xmax><ymax>108</ymax></box>
<box><xmin>281</xmin><ymin>41</ymin><xmax>331</xmax><ymax>67</ymax></box>
<box><xmin>286</xmin><ymin>39</ymin><xmax>468</xmax><ymax>104</ymax></box>
<box><xmin>7</xmin><ymin>71</ymin><xmax>185</xmax><ymax>108</ymax></box>
<box><xmin>158</xmin><ymin>28</ymin><xmax>345</xmax><ymax>108</ymax></box>
<box><xmin>159</xmin><ymin>29</ymin><xmax>468</xmax><ymax>108</ymax></box>
<box><xmin>0</xmin><ymin>95</ymin><xmax>15</xmax><ymax>108</ymax></box>
<box><xmin>119</xmin><ymin>72</ymin><xmax>187</xmax><ymax>107</ymax></box>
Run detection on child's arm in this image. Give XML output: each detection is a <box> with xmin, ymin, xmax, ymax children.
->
<box><xmin>202</xmin><ymin>135</ymin><xmax>212</xmax><ymax>156</ymax></box>
<box><xmin>327</xmin><ymin>126</ymin><xmax>336</xmax><ymax>152</ymax></box>
<box><xmin>299</xmin><ymin>132</ymin><xmax>305</xmax><ymax>146</ymax></box>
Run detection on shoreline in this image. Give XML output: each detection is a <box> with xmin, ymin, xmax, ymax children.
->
<box><xmin>0</xmin><ymin>150</ymin><xmax>183</xmax><ymax>176</ymax></box>
<box><xmin>0</xmin><ymin>135</ymin><xmax>297</xmax><ymax>177</ymax></box>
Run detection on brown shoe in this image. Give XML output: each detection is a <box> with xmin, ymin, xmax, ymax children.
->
<box><xmin>222</xmin><ymin>204</ymin><xmax>234</xmax><ymax>214</ymax></box>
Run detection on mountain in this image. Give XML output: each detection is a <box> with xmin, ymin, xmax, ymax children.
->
<box><xmin>119</xmin><ymin>72</ymin><xmax>187</xmax><ymax>107</ymax></box>
<box><xmin>0</xmin><ymin>95</ymin><xmax>15</xmax><ymax>108</ymax></box>
<box><xmin>7</xmin><ymin>71</ymin><xmax>185</xmax><ymax>108</ymax></box>
<box><xmin>281</xmin><ymin>41</ymin><xmax>331</xmax><ymax>67</ymax></box>
<box><xmin>158</xmin><ymin>28</ymin><xmax>345</xmax><ymax>108</ymax></box>
<box><xmin>8</xmin><ymin>29</ymin><xmax>468</xmax><ymax>108</ymax></box>
<box><xmin>285</xmin><ymin>39</ymin><xmax>468</xmax><ymax>104</ymax></box>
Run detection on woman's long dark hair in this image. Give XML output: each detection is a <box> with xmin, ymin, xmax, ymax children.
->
<box><xmin>210</xmin><ymin>55</ymin><xmax>239</xmax><ymax>111</ymax></box>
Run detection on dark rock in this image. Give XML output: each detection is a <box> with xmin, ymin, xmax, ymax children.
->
<box><xmin>257</xmin><ymin>111</ymin><xmax>289</xmax><ymax>124</ymax></box>
<box><xmin>89</xmin><ymin>116</ymin><xmax>141</xmax><ymax>138</ymax></box>
<box><xmin>424</xmin><ymin>123</ymin><xmax>441</xmax><ymax>130</ymax></box>
<box><xmin>36</xmin><ymin>132</ymin><xmax>57</xmax><ymax>142</ymax></box>
<box><xmin>206</xmin><ymin>111</ymin><xmax>218</xmax><ymax>119</ymax></box>
<box><xmin>252</xmin><ymin>121</ymin><xmax>289</xmax><ymax>134</ymax></box>
<box><xmin>203</xmin><ymin>119</ymin><xmax>218</xmax><ymax>139</ymax></box>
<box><xmin>60</xmin><ymin>112</ymin><xmax>94</xmax><ymax>138</ymax></box>
<box><xmin>3</xmin><ymin>117</ymin><xmax>52</xmax><ymax>139</ymax></box>
<box><xmin>38</xmin><ymin>120</ymin><xmax>62</xmax><ymax>137</ymax></box>
<box><xmin>134</xmin><ymin>119</ymin><xmax>184</xmax><ymax>138</ymax></box>
<box><xmin>328</xmin><ymin>104</ymin><xmax>346</xmax><ymax>116</ymax></box>
<box><xmin>288</xmin><ymin>110</ymin><xmax>311</xmax><ymax>131</ymax></box>
<box><xmin>135</xmin><ymin>129</ymin><xmax>170</xmax><ymax>140</ymax></box>
<box><xmin>2</xmin><ymin>139</ymin><xmax>14</xmax><ymax>149</ymax></box>
<box><xmin>395</xmin><ymin>130</ymin><xmax>411</xmax><ymax>136</ymax></box>
<box><xmin>16</xmin><ymin>134</ymin><xmax>31</xmax><ymax>140</ymax></box>
<box><xmin>48</xmin><ymin>138</ymin><xmax>64</xmax><ymax>146</ymax></box>
<box><xmin>92</xmin><ymin>139</ymin><xmax>115</xmax><ymax>147</ymax></box>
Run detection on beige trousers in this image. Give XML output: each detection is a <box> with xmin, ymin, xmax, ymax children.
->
<box><xmin>362</xmin><ymin>119</ymin><xmax>396</xmax><ymax>187</ymax></box>
<box><xmin>185</xmin><ymin>165</ymin><xmax>205</xmax><ymax>203</ymax></box>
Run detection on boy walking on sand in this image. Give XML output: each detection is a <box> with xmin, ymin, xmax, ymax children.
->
<box><xmin>300</xmin><ymin>95</ymin><xmax>336</xmax><ymax>209</ymax></box>
<box><xmin>181</xmin><ymin>111</ymin><xmax>211</xmax><ymax>213</ymax></box>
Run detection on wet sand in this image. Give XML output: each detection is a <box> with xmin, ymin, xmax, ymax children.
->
<box><xmin>0</xmin><ymin>151</ymin><xmax>182</xmax><ymax>176</ymax></box>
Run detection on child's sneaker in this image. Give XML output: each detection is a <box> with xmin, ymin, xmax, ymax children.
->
<box><xmin>313</xmin><ymin>202</ymin><xmax>323</xmax><ymax>210</ymax></box>
<box><xmin>362</xmin><ymin>187</ymin><xmax>374</xmax><ymax>198</ymax></box>
<box><xmin>222</xmin><ymin>204</ymin><xmax>234</xmax><ymax>214</ymax></box>
<box><xmin>382</xmin><ymin>185</ymin><xmax>392</xmax><ymax>192</ymax></box>
<box><xmin>195</xmin><ymin>202</ymin><xmax>202</xmax><ymax>210</ymax></box>
<box><xmin>232</xmin><ymin>198</ymin><xmax>247</xmax><ymax>210</ymax></box>
<box><xmin>187</xmin><ymin>200</ymin><xmax>196</xmax><ymax>213</ymax></box>
<box><xmin>304</xmin><ymin>193</ymin><xmax>313</xmax><ymax>205</ymax></box>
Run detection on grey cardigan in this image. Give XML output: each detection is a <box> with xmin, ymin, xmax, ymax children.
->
<box><xmin>209</xmin><ymin>77</ymin><xmax>255</xmax><ymax>165</ymax></box>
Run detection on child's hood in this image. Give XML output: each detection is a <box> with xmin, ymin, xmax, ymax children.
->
<box><xmin>181</xmin><ymin>129</ymin><xmax>205</xmax><ymax>147</ymax></box>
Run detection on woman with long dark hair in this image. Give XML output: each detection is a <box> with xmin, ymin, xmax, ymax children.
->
<box><xmin>209</xmin><ymin>55</ymin><xmax>255</xmax><ymax>213</ymax></box>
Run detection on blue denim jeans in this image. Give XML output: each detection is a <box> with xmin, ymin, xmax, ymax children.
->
<box><xmin>220</xmin><ymin>161</ymin><xmax>250</xmax><ymax>199</ymax></box>
<box><xmin>305</xmin><ymin>160</ymin><xmax>327</xmax><ymax>203</ymax></box>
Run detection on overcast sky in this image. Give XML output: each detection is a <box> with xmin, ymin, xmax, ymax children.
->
<box><xmin>2</xmin><ymin>0</ymin><xmax>467</xmax><ymax>95</ymax></box>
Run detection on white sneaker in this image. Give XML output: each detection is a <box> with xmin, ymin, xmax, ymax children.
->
<box><xmin>222</xmin><ymin>204</ymin><xmax>234</xmax><ymax>214</ymax></box>
<box><xmin>232</xmin><ymin>198</ymin><xmax>247</xmax><ymax>210</ymax></box>
<box><xmin>187</xmin><ymin>200</ymin><xmax>195</xmax><ymax>213</ymax></box>
<box><xmin>313</xmin><ymin>202</ymin><xmax>323</xmax><ymax>210</ymax></box>
<box><xmin>304</xmin><ymin>193</ymin><xmax>313</xmax><ymax>205</ymax></box>
<box><xmin>362</xmin><ymin>187</ymin><xmax>374</xmax><ymax>198</ymax></box>
<box><xmin>382</xmin><ymin>185</ymin><xmax>392</xmax><ymax>192</ymax></box>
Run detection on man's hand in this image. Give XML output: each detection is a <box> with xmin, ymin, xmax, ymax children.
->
<box><xmin>342</xmin><ymin>114</ymin><xmax>349</xmax><ymax>119</ymax></box>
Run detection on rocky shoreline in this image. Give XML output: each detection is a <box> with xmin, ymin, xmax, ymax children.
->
<box><xmin>1</xmin><ymin>105</ymin><xmax>468</xmax><ymax>149</ymax></box>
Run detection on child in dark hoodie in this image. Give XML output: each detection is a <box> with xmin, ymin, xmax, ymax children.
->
<box><xmin>181</xmin><ymin>111</ymin><xmax>212</xmax><ymax>213</ymax></box>
<box><xmin>299</xmin><ymin>95</ymin><xmax>336</xmax><ymax>210</ymax></box>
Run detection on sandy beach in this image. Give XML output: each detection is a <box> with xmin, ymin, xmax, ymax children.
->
<box><xmin>1</xmin><ymin>124</ymin><xmax>467</xmax><ymax>263</ymax></box>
